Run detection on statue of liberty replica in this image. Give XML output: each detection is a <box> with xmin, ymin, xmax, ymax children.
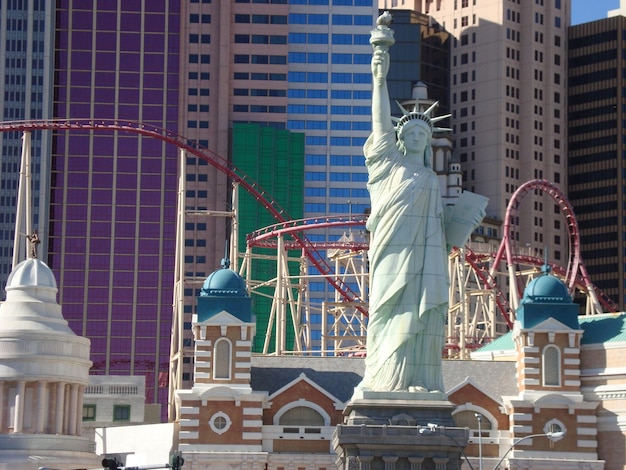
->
<box><xmin>333</xmin><ymin>13</ymin><xmax>486</xmax><ymax>470</ymax></box>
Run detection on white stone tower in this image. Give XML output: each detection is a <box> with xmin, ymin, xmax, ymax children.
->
<box><xmin>0</xmin><ymin>257</ymin><xmax>99</xmax><ymax>469</ymax></box>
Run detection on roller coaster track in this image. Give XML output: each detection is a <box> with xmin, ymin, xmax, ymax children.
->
<box><xmin>490</xmin><ymin>179</ymin><xmax>615</xmax><ymax>313</ymax></box>
<box><xmin>0</xmin><ymin>119</ymin><xmax>365</xmax><ymax>310</ymax></box>
<box><xmin>3</xmin><ymin>121</ymin><xmax>615</xmax><ymax>354</ymax></box>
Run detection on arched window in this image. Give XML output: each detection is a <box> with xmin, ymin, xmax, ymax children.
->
<box><xmin>542</xmin><ymin>344</ymin><xmax>561</xmax><ymax>386</ymax></box>
<box><xmin>213</xmin><ymin>338</ymin><xmax>232</xmax><ymax>379</ymax></box>
<box><xmin>453</xmin><ymin>410</ymin><xmax>492</xmax><ymax>435</ymax></box>
<box><xmin>278</xmin><ymin>406</ymin><xmax>325</xmax><ymax>426</ymax></box>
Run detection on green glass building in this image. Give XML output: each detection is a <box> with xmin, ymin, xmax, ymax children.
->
<box><xmin>232</xmin><ymin>123</ymin><xmax>304</xmax><ymax>352</ymax></box>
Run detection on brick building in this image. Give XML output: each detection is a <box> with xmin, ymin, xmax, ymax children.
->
<box><xmin>104</xmin><ymin>264</ymin><xmax>626</xmax><ymax>469</ymax></box>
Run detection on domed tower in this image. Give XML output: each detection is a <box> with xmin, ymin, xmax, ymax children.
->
<box><xmin>513</xmin><ymin>264</ymin><xmax>583</xmax><ymax>395</ymax></box>
<box><xmin>501</xmin><ymin>265</ymin><xmax>600</xmax><ymax>463</ymax></box>
<box><xmin>0</xmin><ymin>258</ymin><xmax>98</xmax><ymax>468</ymax></box>
<box><xmin>176</xmin><ymin>260</ymin><xmax>264</xmax><ymax>454</ymax></box>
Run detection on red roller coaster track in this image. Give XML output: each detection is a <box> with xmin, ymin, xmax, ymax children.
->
<box><xmin>0</xmin><ymin>119</ymin><xmax>365</xmax><ymax>309</ymax></box>
<box><xmin>490</xmin><ymin>179</ymin><xmax>617</xmax><ymax>314</ymax></box>
<box><xmin>2</xmin><ymin>121</ymin><xmax>614</xmax><ymax>326</ymax></box>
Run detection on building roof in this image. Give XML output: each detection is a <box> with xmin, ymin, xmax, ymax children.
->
<box><xmin>250</xmin><ymin>356</ymin><xmax>517</xmax><ymax>403</ymax></box>
<box><xmin>579</xmin><ymin>312</ymin><xmax>626</xmax><ymax>344</ymax></box>
<box><xmin>475</xmin><ymin>312</ymin><xmax>626</xmax><ymax>354</ymax></box>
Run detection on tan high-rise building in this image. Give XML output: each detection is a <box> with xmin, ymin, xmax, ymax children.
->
<box><xmin>381</xmin><ymin>0</ymin><xmax>571</xmax><ymax>265</ymax></box>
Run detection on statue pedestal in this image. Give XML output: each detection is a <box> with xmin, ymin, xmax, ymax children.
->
<box><xmin>333</xmin><ymin>393</ymin><xmax>469</xmax><ymax>470</ymax></box>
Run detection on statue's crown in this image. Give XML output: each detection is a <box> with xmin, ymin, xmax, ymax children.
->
<box><xmin>392</xmin><ymin>100</ymin><xmax>451</xmax><ymax>134</ymax></box>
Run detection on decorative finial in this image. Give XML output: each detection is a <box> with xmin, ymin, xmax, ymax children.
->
<box><xmin>541</xmin><ymin>247</ymin><xmax>551</xmax><ymax>274</ymax></box>
<box><xmin>221</xmin><ymin>241</ymin><xmax>230</xmax><ymax>269</ymax></box>
<box><xmin>25</xmin><ymin>229</ymin><xmax>40</xmax><ymax>259</ymax></box>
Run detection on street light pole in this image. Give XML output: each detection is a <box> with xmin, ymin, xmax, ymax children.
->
<box><xmin>491</xmin><ymin>431</ymin><xmax>565</xmax><ymax>470</ymax></box>
<box><xmin>475</xmin><ymin>414</ymin><xmax>483</xmax><ymax>470</ymax></box>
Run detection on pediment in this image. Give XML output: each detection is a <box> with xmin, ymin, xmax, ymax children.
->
<box><xmin>195</xmin><ymin>310</ymin><xmax>246</xmax><ymax>326</ymax></box>
<box><xmin>523</xmin><ymin>316</ymin><xmax>579</xmax><ymax>333</ymax></box>
<box><xmin>268</xmin><ymin>372</ymin><xmax>342</xmax><ymax>406</ymax></box>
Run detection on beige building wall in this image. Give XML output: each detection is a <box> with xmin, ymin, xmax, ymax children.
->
<box><xmin>382</xmin><ymin>0</ymin><xmax>571</xmax><ymax>265</ymax></box>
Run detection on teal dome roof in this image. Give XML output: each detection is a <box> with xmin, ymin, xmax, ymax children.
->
<box><xmin>516</xmin><ymin>264</ymin><xmax>579</xmax><ymax>330</ymax></box>
<box><xmin>522</xmin><ymin>270</ymin><xmax>572</xmax><ymax>304</ymax></box>
<box><xmin>197</xmin><ymin>259</ymin><xmax>252</xmax><ymax>323</ymax></box>
<box><xmin>200</xmin><ymin>261</ymin><xmax>248</xmax><ymax>297</ymax></box>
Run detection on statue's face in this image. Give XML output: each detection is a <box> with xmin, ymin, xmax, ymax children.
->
<box><xmin>400</xmin><ymin>122</ymin><xmax>430</xmax><ymax>156</ymax></box>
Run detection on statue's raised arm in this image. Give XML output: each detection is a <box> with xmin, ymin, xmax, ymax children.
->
<box><xmin>370</xmin><ymin>12</ymin><xmax>395</xmax><ymax>142</ymax></box>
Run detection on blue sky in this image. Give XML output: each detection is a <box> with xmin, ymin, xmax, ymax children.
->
<box><xmin>571</xmin><ymin>0</ymin><xmax>620</xmax><ymax>25</ymax></box>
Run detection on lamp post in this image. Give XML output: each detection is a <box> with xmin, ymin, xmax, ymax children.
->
<box><xmin>491</xmin><ymin>431</ymin><xmax>565</xmax><ymax>470</ymax></box>
<box><xmin>475</xmin><ymin>414</ymin><xmax>483</xmax><ymax>470</ymax></box>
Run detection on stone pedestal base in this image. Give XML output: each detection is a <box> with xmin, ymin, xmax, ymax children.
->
<box><xmin>333</xmin><ymin>394</ymin><xmax>469</xmax><ymax>470</ymax></box>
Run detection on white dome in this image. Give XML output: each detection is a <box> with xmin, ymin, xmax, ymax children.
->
<box><xmin>6</xmin><ymin>258</ymin><xmax>58</xmax><ymax>290</ymax></box>
<box><xmin>0</xmin><ymin>258</ymin><xmax>91</xmax><ymax>380</ymax></box>
<box><xmin>0</xmin><ymin>258</ymin><xmax>73</xmax><ymax>334</ymax></box>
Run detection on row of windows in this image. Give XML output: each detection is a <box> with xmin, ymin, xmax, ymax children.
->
<box><xmin>189</xmin><ymin>54</ymin><xmax>210</xmax><ymax>64</ymax></box>
<box><xmin>234</xmin><ymin>54</ymin><xmax>286</xmax><ymax>65</ymax></box>
<box><xmin>290</xmin><ymin>120</ymin><xmax>369</xmax><ymax>131</ymax></box>
<box><xmin>234</xmin><ymin>0</ymin><xmax>286</xmax><ymax>3</ymax></box>
<box><xmin>289</xmin><ymin>72</ymin><xmax>369</xmax><ymax>84</ymax></box>
<box><xmin>306</xmin><ymin>154</ymin><xmax>365</xmax><ymax>166</ymax></box>
<box><xmin>188</xmin><ymin>88</ymin><xmax>209</xmax><ymax>96</ymax></box>
<box><xmin>233</xmin><ymin>72</ymin><xmax>286</xmax><ymax>81</ymax></box>
<box><xmin>452</xmin><ymin>70</ymin><xmax>475</xmax><ymax>85</ymax></box>
<box><xmin>306</xmin><ymin>172</ymin><xmax>367</xmax><ymax>181</ymax></box>
<box><xmin>188</xmin><ymin>104</ymin><xmax>209</xmax><ymax>112</ymax></box>
<box><xmin>305</xmin><ymin>203</ymin><xmax>369</xmax><ymax>213</ymax></box>
<box><xmin>234</xmin><ymin>14</ymin><xmax>287</xmax><ymax>24</ymax></box>
<box><xmin>233</xmin><ymin>104</ymin><xmax>286</xmax><ymax>113</ymax></box>
<box><xmin>189</xmin><ymin>14</ymin><xmax>211</xmax><ymax>23</ymax></box>
<box><xmin>234</xmin><ymin>88</ymin><xmax>286</xmax><ymax>97</ymax></box>
<box><xmin>289</xmin><ymin>0</ymin><xmax>372</xmax><ymax>5</ymax></box>
<box><xmin>82</xmin><ymin>404</ymin><xmax>130</xmax><ymax>422</ymax></box>
<box><xmin>569</xmin><ymin>68</ymin><xmax>618</xmax><ymax>87</ymax></box>
<box><xmin>451</xmin><ymin>15</ymin><xmax>476</xmax><ymax>29</ymax></box>
<box><xmin>305</xmin><ymin>187</ymin><xmax>369</xmax><ymax>198</ymax></box>
<box><xmin>288</xmin><ymin>52</ymin><xmax>370</xmax><ymax>65</ymax></box>
<box><xmin>290</xmin><ymin>33</ymin><xmax>369</xmax><ymax>46</ymax></box>
<box><xmin>305</xmin><ymin>136</ymin><xmax>366</xmax><ymax>146</ymax></box>
<box><xmin>234</xmin><ymin>34</ymin><xmax>286</xmax><ymax>45</ymax></box>
<box><xmin>289</xmin><ymin>89</ymin><xmax>370</xmax><ymax>100</ymax></box>
<box><xmin>188</xmin><ymin>72</ymin><xmax>210</xmax><ymax>80</ymax></box>
<box><xmin>286</xmin><ymin>104</ymin><xmax>369</xmax><ymax>115</ymax></box>
<box><xmin>288</xmin><ymin>13</ymin><xmax>371</xmax><ymax>25</ymax></box>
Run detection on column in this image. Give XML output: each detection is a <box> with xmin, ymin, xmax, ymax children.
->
<box><xmin>382</xmin><ymin>456</ymin><xmax>398</xmax><ymax>470</ymax></box>
<box><xmin>64</xmin><ymin>383</ymin><xmax>71</xmax><ymax>432</ymax></box>
<box><xmin>0</xmin><ymin>382</ymin><xmax>4</xmax><ymax>432</ymax></box>
<box><xmin>358</xmin><ymin>456</ymin><xmax>374</xmax><ymax>470</ymax></box>
<box><xmin>36</xmin><ymin>381</ymin><xmax>47</xmax><ymax>433</ymax></box>
<box><xmin>13</xmin><ymin>381</ymin><xmax>25</xmax><ymax>433</ymax></box>
<box><xmin>76</xmin><ymin>385</ymin><xmax>85</xmax><ymax>435</ymax></box>
<box><xmin>68</xmin><ymin>384</ymin><xmax>78</xmax><ymax>435</ymax></box>
<box><xmin>433</xmin><ymin>457</ymin><xmax>449</xmax><ymax>470</ymax></box>
<box><xmin>408</xmin><ymin>457</ymin><xmax>425</xmax><ymax>470</ymax></box>
<box><xmin>55</xmin><ymin>382</ymin><xmax>65</xmax><ymax>434</ymax></box>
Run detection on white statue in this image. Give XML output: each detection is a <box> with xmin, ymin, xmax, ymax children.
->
<box><xmin>357</xmin><ymin>13</ymin><xmax>485</xmax><ymax>394</ymax></box>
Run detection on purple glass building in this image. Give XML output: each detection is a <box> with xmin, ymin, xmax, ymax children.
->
<box><xmin>49</xmin><ymin>2</ymin><xmax>180</xmax><ymax>415</ymax></box>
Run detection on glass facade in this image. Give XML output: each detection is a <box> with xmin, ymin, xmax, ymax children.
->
<box><xmin>568</xmin><ymin>16</ymin><xmax>626</xmax><ymax>309</ymax></box>
<box><xmin>288</xmin><ymin>1</ymin><xmax>376</xmax><ymax>348</ymax></box>
<box><xmin>50</xmin><ymin>2</ymin><xmax>180</xmax><ymax>417</ymax></box>
<box><xmin>0</xmin><ymin>0</ymin><xmax>53</xmax><ymax>296</ymax></box>
<box><xmin>232</xmin><ymin>123</ymin><xmax>305</xmax><ymax>353</ymax></box>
